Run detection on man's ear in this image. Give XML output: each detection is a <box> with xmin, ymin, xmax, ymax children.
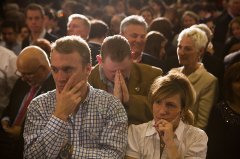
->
<box><xmin>96</xmin><ymin>55</ymin><xmax>102</xmax><ymax>64</ymax></box>
<box><xmin>130</xmin><ymin>52</ymin><xmax>134</xmax><ymax>61</ymax></box>
<box><xmin>85</xmin><ymin>63</ymin><xmax>92</xmax><ymax>77</ymax></box>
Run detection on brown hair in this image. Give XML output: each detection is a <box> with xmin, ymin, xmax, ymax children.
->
<box><xmin>149</xmin><ymin>71</ymin><xmax>196</xmax><ymax>124</ymax></box>
<box><xmin>51</xmin><ymin>35</ymin><xmax>91</xmax><ymax>66</ymax></box>
<box><xmin>25</xmin><ymin>3</ymin><xmax>45</xmax><ymax>18</ymax></box>
<box><xmin>100</xmin><ymin>35</ymin><xmax>131</xmax><ymax>62</ymax></box>
<box><xmin>144</xmin><ymin>31</ymin><xmax>167</xmax><ymax>59</ymax></box>
<box><xmin>223</xmin><ymin>62</ymin><xmax>240</xmax><ymax>102</ymax></box>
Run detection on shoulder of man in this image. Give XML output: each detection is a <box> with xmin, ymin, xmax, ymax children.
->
<box><xmin>133</xmin><ymin>62</ymin><xmax>162</xmax><ymax>76</ymax></box>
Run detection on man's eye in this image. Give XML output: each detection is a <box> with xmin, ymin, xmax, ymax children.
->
<box><xmin>130</xmin><ymin>34</ymin><xmax>138</xmax><ymax>38</ymax></box>
<box><xmin>63</xmin><ymin>68</ymin><xmax>74</xmax><ymax>74</ymax></box>
<box><xmin>51</xmin><ymin>67</ymin><xmax>58</xmax><ymax>73</ymax></box>
<box><xmin>154</xmin><ymin>100</ymin><xmax>162</xmax><ymax>104</ymax></box>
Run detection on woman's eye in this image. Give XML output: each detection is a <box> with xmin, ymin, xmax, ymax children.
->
<box><xmin>166</xmin><ymin>103</ymin><xmax>176</xmax><ymax>108</ymax></box>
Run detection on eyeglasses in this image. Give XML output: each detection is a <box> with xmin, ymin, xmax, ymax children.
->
<box><xmin>15</xmin><ymin>66</ymin><xmax>41</xmax><ymax>78</ymax></box>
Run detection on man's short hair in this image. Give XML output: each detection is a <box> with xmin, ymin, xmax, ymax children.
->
<box><xmin>51</xmin><ymin>35</ymin><xmax>91</xmax><ymax>66</ymax></box>
<box><xmin>25</xmin><ymin>3</ymin><xmax>45</xmax><ymax>18</ymax></box>
<box><xmin>68</xmin><ymin>14</ymin><xmax>91</xmax><ymax>30</ymax></box>
<box><xmin>101</xmin><ymin>35</ymin><xmax>131</xmax><ymax>62</ymax></box>
<box><xmin>89</xmin><ymin>20</ymin><xmax>109</xmax><ymax>39</ymax></box>
<box><xmin>120</xmin><ymin>15</ymin><xmax>148</xmax><ymax>34</ymax></box>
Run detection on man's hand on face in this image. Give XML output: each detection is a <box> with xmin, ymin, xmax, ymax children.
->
<box><xmin>119</xmin><ymin>71</ymin><xmax>129</xmax><ymax>104</ymax></box>
<box><xmin>113</xmin><ymin>70</ymin><xmax>123</xmax><ymax>102</ymax></box>
<box><xmin>54</xmin><ymin>72</ymin><xmax>87</xmax><ymax>121</ymax></box>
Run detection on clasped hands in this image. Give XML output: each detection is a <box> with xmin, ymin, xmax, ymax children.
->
<box><xmin>113</xmin><ymin>70</ymin><xmax>129</xmax><ymax>104</ymax></box>
<box><xmin>154</xmin><ymin>118</ymin><xmax>181</xmax><ymax>158</ymax></box>
<box><xmin>154</xmin><ymin>119</ymin><xmax>176</xmax><ymax>146</ymax></box>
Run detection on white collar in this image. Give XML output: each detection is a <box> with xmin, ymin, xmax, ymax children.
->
<box><xmin>145</xmin><ymin>120</ymin><xmax>185</xmax><ymax>141</ymax></box>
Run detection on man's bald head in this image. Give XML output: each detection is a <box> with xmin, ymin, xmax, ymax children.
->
<box><xmin>17</xmin><ymin>46</ymin><xmax>51</xmax><ymax>87</ymax></box>
<box><xmin>17</xmin><ymin>46</ymin><xmax>50</xmax><ymax>70</ymax></box>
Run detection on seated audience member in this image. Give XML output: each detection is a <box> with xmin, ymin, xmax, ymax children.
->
<box><xmin>206</xmin><ymin>62</ymin><xmax>240</xmax><ymax>159</ymax></box>
<box><xmin>125</xmin><ymin>71</ymin><xmax>208</xmax><ymax>159</ymax></box>
<box><xmin>0</xmin><ymin>46</ymin><xmax>18</xmax><ymax>115</ymax></box>
<box><xmin>149</xmin><ymin>0</ymin><xmax>166</xmax><ymax>18</ymax></box>
<box><xmin>224</xmin><ymin>49</ymin><xmax>240</xmax><ymax>69</ymax></box>
<box><xmin>109</xmin><ymin>14</ymin><xmax>126</xmax><ymax>35</ymax></box>
<box><xmin>88</xmin><ymin>19</ymin><xmax>109</xmax><ymax>66</ymax></box>
<box><xmin>144</xmin><ymin>31</ymin><xmax>167</xmax><ymax>60</ymax></box>
<box><xmin>139</xmin><ymin>6</ymin><xmax>154</xmax><ymax>25</ymax></box>
<box><xmin>172</xmin><ymin>10</ymin><xmax>200</xmax><ymax>48</ymax></box>
<box><xmin>172</xmin><ymin>27</ymin><xmax>218</xmax><ymax>130</ymax></box>
<box><xmin>22</xmin><ymin>3</ymin><xmax>57</xmax><ymax>49</ymax></box>
<box><xmin>0</xmin><ymin>46</ymin><xmax>55</xmax><ymax>159</ymax></box>
<box><xmin>23</xmin><ymin>36</ymin><xmax>128</xmax><ymax>158</ymax></box>
<box><xmin>148</xmin><ymin>17</ymin><xmax>176</xmax><ymax>57</ymax></box>
<box><xmin>67</xmin><ymin>14</ymin><xmax>91</xmax><ymax>40</ymax></box>
<box><xmin>18</xmin><ymin>24</ymin><xmax>30</xmax><ymax>43</ymax></box>
<box><xmin>144</xmin><ymin>30</ymin><xmax>179</xmax><ymax>74</ymax></box>
<box><xmin>89</xmin><ymin>35</ymin><xmax>162</xmax><ymax>125</ymax></box>
<box><xmin>223</xmin><ymin>17</ymin><xmax>240</xmax><ymax>57</ymax></box>
<box><xmin>126</xmin><ymin>0</ymin><xmax>142</xmax><ymax>16</ymax></box>
<box><xmin>0</xmin><ymin>20</ymin><xmax>21</xmax><ymax>55</ymax></box>
<box><xmin>120</xmin><ymin>15</ymin><xmax>163</xmax><ymax>68</ymax></box>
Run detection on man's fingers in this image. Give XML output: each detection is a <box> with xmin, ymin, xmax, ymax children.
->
<box><xmin>63</xmin><ymin>71</ymin><xmax>83</xmax><ymax>91</ymax></box>
<box><xmin>113</xmin><ymin>71</ymin><xmax>123</xmax><ymax>101</ymax></box>
<box><xmin>71</xmin><ymin>80</ymin><xmax>86</xmax><ymax>94</ymax></box>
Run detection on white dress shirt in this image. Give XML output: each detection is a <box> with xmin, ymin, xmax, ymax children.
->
<box><xmin>126</xmin><ymin>120</ymin><xmax>208</xmax><ymax>159</ymax></box>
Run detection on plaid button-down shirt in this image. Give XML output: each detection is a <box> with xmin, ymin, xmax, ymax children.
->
<box><xmin>23</xmin><ymin>85</ymin><xmax>128</xmax><ymax>158</ymax></box>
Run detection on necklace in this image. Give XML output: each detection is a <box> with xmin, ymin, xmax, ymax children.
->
<box><xmin>160</xmin><ymin>136</ymin><xmax>165</xmax><ymax>158</ymax></box>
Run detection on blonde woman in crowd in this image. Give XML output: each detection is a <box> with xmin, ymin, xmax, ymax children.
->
<box><xmin>125</xmin><ymin>71</ymin><xmax>207</xmax><ymax>159</ymax></box>
<box><xmin>172</xmin><ymin>27</ymin><xmax>218</xmax><ymax>129</ymax></box>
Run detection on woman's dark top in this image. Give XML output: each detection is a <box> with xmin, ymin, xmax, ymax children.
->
<box><xmin>206</xmin><ymin>101</ymin><xmax>240</xmax><ymax>159</ymax></box>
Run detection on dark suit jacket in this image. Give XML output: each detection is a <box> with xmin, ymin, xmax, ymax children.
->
<box><xmin>141</xmin><ymin>52</ymin><xmax>162</xmax><ymax>68</ymax></box>
<box><xmin>142</xmin><ymin>52</ymin><xmax>180</xmax><ymax>74</ymax></box>
<box><xmin>0</xmin><ymin>74</ymin><xmax>55</xmax><ymax>159</ymax></box>
<box><xmin>213</xmin><ymin>10</ymin><xmax>233</xmax><ymax>59</ymax></box>
<box><xmin>21</xmin><ymin>32</ymin><xmax>58</xmax><ymax>49</ymax></box>
<box><xmin>213</xmin><ymin>10</ymin><xmax>233</xmax><ymax>45</ymax></box>
<box><xmin>88</xmin><ymin>42</ymin><xmax>101</xmax><ymax>66</ymax></box>
<box><xmin>202</xmin><ymin>52</ymin><xmax>224</xmax><ymax>100</ymax></box>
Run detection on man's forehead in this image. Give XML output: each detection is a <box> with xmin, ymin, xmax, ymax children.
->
<box><xmin>27</xmin><ymin>10</ymin><xmax>42</xmax><ymax>16</ymax></box>
<box><xmin>124</xmin><ymin>24</ymin><xmax>146</xmax><ymax>32</ymax></box>
<box><xmin>103</xmin><ymin>57</ymin><xmax>131</xmax><ymax>69</ymax></box>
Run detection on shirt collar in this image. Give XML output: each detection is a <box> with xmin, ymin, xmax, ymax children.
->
<box><xmin>133</xmin><ymin>53</ymin><xmax>142</xmax><ymax>63</ymax></box>
<box><xmin>145</xmin><ymin>120</ymin><xmax>158</xmax><ymax>137</ymax></box>
<box><xmin>145</xmin><ymin>120</ymin><xmax>185</xmax><ymax>141</ymax></box>
<box><xmin>29</xmin><ymin>29</ymin><xmax>46</xmax><ymax>44</ymax></box>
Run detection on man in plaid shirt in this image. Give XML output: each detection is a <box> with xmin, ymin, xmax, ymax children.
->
<box><xmin>23</xmin><ymin>35</ymin><xmax>128</xmax><ymax>158</ymax></box>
